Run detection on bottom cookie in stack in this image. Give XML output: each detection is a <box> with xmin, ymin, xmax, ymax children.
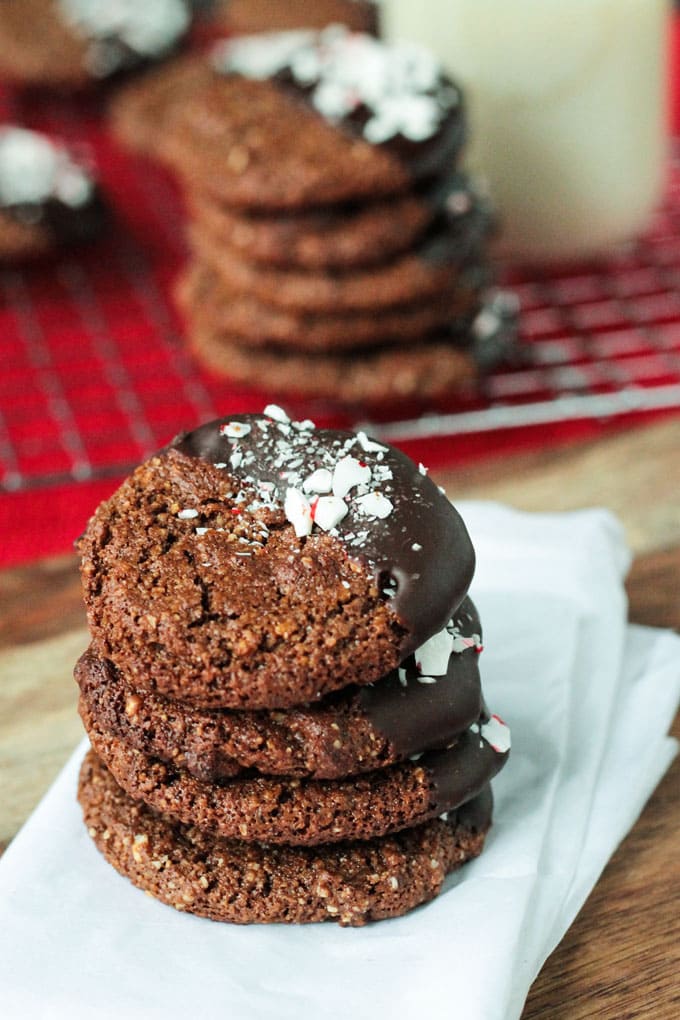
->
<box><xmin>77</xmin><ymin>598</ymin><xmax>510</xmax><ymax>926</ymax></box>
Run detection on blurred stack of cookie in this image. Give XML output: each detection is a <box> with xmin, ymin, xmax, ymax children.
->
<box><xmin>76</xmin><ymin>409</ymin><xmax>511</xmax><ymax>925</ymax></box>
<box><xmin>112</xmin><ymin>27</ymin><xmax>516</xmax><ymax>404</ymax></box>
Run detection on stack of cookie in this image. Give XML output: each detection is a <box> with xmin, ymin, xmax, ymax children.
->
<box><xmin>76</xmin><ymin>407</ymin><xmax>510</xmax><ymax>926</ymax></box>
<box><xmin>112</xmin><ymin>27</ymin><xmax>516</xmax><ymax>403</ymax></box>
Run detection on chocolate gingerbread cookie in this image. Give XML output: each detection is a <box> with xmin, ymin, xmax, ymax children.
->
<box><xmin>79</xmin><ymin>412</ymin><xmax>475</xmax><ymax>709</ymax></box>
<box><xmin>176</xmin><ymin>263</ymin><xmax>483</xmax><ymax>351</ymax></box>
<box><xmin>0</xmin><ymin>0</ymin><xmax>194</xmax><ymax>87</ymax></box>
<box><xmin>83</xmin><ymin>705</ymin><xmax>509</xmax><ymax>845</ymax></box>
<box><xmin>76</xmin><ymin>597</ymin><xmax>484</xmax><ymax>781</ymax></box>
<box><xmin>157</xmin><ymin>28</ymin><xmax>465</xmax><ymax>209</ymax></box>
<box><xmin>186</xmin><ymin>172</ymin><xmax>484</xmax><ymax>271</ymax></box>
<box><xmin>79</xmin><ymin>750</ymin><xmax>492</xmax><ymax>926</ymax></box>
<box><xmin>0</xmin><ymin>127</ymin><xmax>105</xmax><ymax>260</ymax></box>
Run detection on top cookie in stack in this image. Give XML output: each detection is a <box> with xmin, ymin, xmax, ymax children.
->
<box><xmin>112</xmin><ymin>27</ymin><xmax>515</xmax><ymax>403</ymax></box>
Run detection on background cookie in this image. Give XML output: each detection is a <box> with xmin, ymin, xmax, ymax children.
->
<box><xmin>0</xmin><ymin>127</ymin><xmax>106</xmax><ymax>260</ymax></box>
<box><xmin>213</xmin><ymin>0</ymin><xmax>380</xmax><ymax>36</ymax></box>
<box><xmin>0</xmin><ymin>0</ymin><xmax>194</xmax><ymax>87</ymax></box>
<box><xmin>79</xmin><ymin>413</ymin><xmax>475</xmax><ymax>709</ymax></box>
<box><xmin>176</xmin><ymin>263</ymin><xmax>483</xmax><ymax>351</ymax></box>
<box><xmin>79</xmin><ymin>751</ymin><xmax>492</xmax><ymax>926</ymax></box>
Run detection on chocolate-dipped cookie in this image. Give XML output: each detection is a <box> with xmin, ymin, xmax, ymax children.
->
<box><xmin>176</xmin><ymin>263</ymin><xmax>483</xmax><ymax>351</ymax></box>
<box><xmin>189</xmin><ymin>211</ymin><xmax>492</xmax><ymax>314</ymax></box>
<box><xmin>0</xmin><ymin>0</ymin><xmax>194</xmax><ymax>87</ymax></box>
<box><xmin>83</xmin><ymin>704</ymin><xmax>509</xmax><ymax>845</ymax></box>
<box><xmin>185</xmin><ymin>172</ymin><xmax>486</xmax><ymax>271</ymax></box>
<box><xmin>76</xmin><ymin>597</ymin><xmax>484</xmax><ymax>781</ymax></box>
<box><xmin>79</xmin><ymin>411</ymin><xmax>475</xmax><ymax>709</ymax></box>
<box><xmin>213</xmin><ymin>0</ymin><xmax>380</xmax><ymax>37</ymax></box>
<box><xmin>79</xmin><ymin>750</ymin><xmax>492</xmax><ymax>926</ymax></box>
<box><xmin>156</xmin><ymin>28</ymin><xmax>465</xmax><ymax>209</ymax></box>
<box><xmin>0</xmin><ymin>127</ymin><xmax>106</xmax><ymax>260</ymax></box>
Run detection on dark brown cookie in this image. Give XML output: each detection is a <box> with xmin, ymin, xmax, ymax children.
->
<box><xmin>75</xmin><ymin>597</ymin><xmax>484</xmax><ymax>781</ymax></box>
<box><xmin>0</xmin><ymin>127</ymin><xmax>106</xmax><ymax>260</ymax></box>
<box><xmin>189</xmin><ymin>326</ymin><xmax>480</xmax><ymax>403</ymax></box>
<box><xmin>189</xmin><ymin>215</ymin><xmax>489</xmax><ymax>313</ymax></box>
<box><xmin>83</xmin><ymin>707</ymin><xmax>508</xmax><ymax>845</ymax></box>
<box><xmin>185</xmin><ymin>170</ymin><xmax>483</xmax><ymax>270</ymax></box>
<box><xmin>110</xmin><ymin>54</ymin><xmax>216</xmax><ymax>157</ymax></box>
<box><xmin>157</xmin><ymin>28</ymin><xmax>465</xmax><ymax>210</ymax></box>
<box><xmin>79</xmin><ymin>412</ymin><xmax>475</xmax><ymax>709</ymax></box>
<box><xmin>213</xmin><ymin>0</ymin><xmax>380</xmax><ymax>36</ymax></box>
<box><xmin>176</xmin><ymin>262</ymin><xmax>483</xmax><ymax>351</ymax></box>
<box><xmin>79</xmin><ymin>750</ymin><xmax>492</xmax><ymax>926</ymax></box>
<box><xmin>0</xmin><ymin>0</ymin><xmax>193</xmax><ymax>87</ymax></box>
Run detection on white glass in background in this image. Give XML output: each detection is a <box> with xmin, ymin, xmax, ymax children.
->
<box><xmin>381</xmin><ymin>0</ymin><xmax>669</xmax><ymax>263</ymax></box>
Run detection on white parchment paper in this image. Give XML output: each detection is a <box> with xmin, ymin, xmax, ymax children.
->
<box><xmin>1</xmin><ymin>504</ymin><xmax>678</xmax><ymax>1020</ymax></box>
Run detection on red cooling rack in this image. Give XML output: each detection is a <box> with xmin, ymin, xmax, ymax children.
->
<box><xmin>2</xmin><ymin>84</ymin><xmax>680</xmax><ymax>501</ymax></box>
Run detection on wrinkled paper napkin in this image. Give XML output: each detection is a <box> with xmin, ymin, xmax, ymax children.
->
<box><xmin>1</xmin><ymin>504</ymin><xmax>678</xmax><ymax>1020</ymax></box>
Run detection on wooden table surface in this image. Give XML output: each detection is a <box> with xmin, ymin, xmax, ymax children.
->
<box><xmin>1</xmin><ymin>417</ymin><xmax>679</xmax><ymax>1018</ymax></box>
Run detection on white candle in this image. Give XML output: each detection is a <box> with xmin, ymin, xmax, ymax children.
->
<box><xmin>382</xmin><ymin>0</ymin><xmax>668</xmax><ymax>262</ymax></box>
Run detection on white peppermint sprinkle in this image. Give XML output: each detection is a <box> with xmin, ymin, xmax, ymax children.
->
<box><xmin>220</xmin><ymin>421</ymin><xmax>251</xmax><ymax>439</ymax></box>
<box><xmin>412</xmin><ymin>542</ymin><xmax>422</xmax><ymax>551</ymax></box>
<box><xmin>214</xmin><ymin>462</ymin><xmax>227</xmax><ymax>469</ymax></box>
<box><xmin>418</xmin><ymin>462</ymin><xmax>428</xmax><ymax>475</ymax></box>
<box><xmin>417</xmin><ymin>675</ymin><xmax>437</xmax><ymax>685</ymax></box>
<box><xmin>354</xmin><ymin>491</ymin><xmax>393</xmax><ymax>520</ymax></box>
<box><xmin>284</xmin><ymin>488</ymin><xmax>313</xmax><ymax>537</ymax></box>
<box><xmin>481</xmin><ymin>715</ymin><xmax>511</xmax><ymax>754</ymax></box>
<box><xmin>388</xmin><ymin>876</ymin><xmax>399</xmax><ymax>891</ymax></box>
<box><xmin>0</xmin><ymin>127</ymin><xmax>93</xmax><ymax>208</ymax></box>
<box><xmin>302</xmin><ymin>468</ymin><xmax>333</xmax><ymax>495</ymax></box>
<box><xmin>448</xmin><ymin>626</ymin><xmax>482</xmax><ymax>654</ymax></box>
<box><xmin>263</xmin><ymin>404</ymin><xmax>290</xmax><ymax>423</ymax></box>
<box><xmin>195</xmin><ymin>527</ymin><xmax>208</xmax><ymax>536</ymax></box>
<box><xmin>398</xmin><ymin>668</ymin><xmax>408</xmax><ymax>687</ymax></box>
<box><xmin>293</xmin><ymin>419</ymin><xmax>315</xmax><ymax>430</ymax></box>
<box><xmin>356</xmin><ymin>431</ymin><xmax>388</xmax><ymax>453</ymax></box>
<box><xmin>341</xmin><ymin>580</ymin><xmax>350</xmax><ymax>589</ymax></box>
<box><xmin>311</xmin><ymin>495</ymin><xmax>348</xmax><ymax>532</ymax></box>
<box><xmin>230</xmin><ymin>450</ymin><xmax>243</xmax><ymax>470</ymax></box>
<box><xmin>178</xmin><ymin>508</ymin><xmax>199</xmax><ymax>520</ymax></box>
<box><xmin>415</xmin><ymin>627</ymin><xmax>453</xmax><ymax>676</ymax></box>
<box><xmin>332</xmin><ymin>456</ymin><xmax>372</xmax><ymax>499</ymax></box>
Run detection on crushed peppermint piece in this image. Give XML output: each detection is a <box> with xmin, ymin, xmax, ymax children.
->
<box><xmin>447</xmin><ymin>623</ymin><xmax>483</xmax><ymax>654</ymax></box>
<box><xmin>263</xmin><ymin>404</ymin><xmax>290</xmax><ymax>423</ymax></box>
<box><xmin>417</xmin><ymin>675</ymin><xmax>437</xmax><ymax>684</ymax></box>
<box><xmin>177</xmin><ymin>508</ymin><xmax>199</xmax><ymax>520</ymax></box>
<box><xmin>355</xmin><ymin>491</ymin><xmax>393</xmax><ymax>519</ymax></box>
<box><xmin>220</xmin><ymin>421</ymin><xmax>251</xmax><ymax>439</ymax></box>
<box><xmin>341</xmin><ymin>580</ymin><xmax>351</xmax><ymax>589</ymax></box>
<box><xmin>195</xmin><ymin>527</ymin><xmax>208</xmax><ymax>536</ymax></box>
<box><xmin>311</xmin><ymin>495</ymin><xmax>349</xmax><ymax>532</ymax></box>
<box><xmin>418</xmin><ymin>463</ymin><xmax>428</xmax><ymax>475</ymax></box>
<box><xmin>332</xmin><ymin>456</ymin><xmax>372</xmax><ymax>498</ymax></box>
<box><xmin>303</xmin><ymin>468</ymin><xmax>333</xmax><ymax>494</ymax></box>
<box><xmin>481</xmin><ymin>715</ymin><xmax>511</xmax><ymax>754</ymax></box>
<box><xmin>415</xmin><ymin>627</ymin><xmax>453</xmax><ymax>675</ymax></box>
<box><xmin>213</xmin><ymin>461</ymin><xmax>227</xmax><ymax>469</ymax></box>
<box><xmin>230</xmin><ymin>450</ymin><xmax>243</xmax><ymax>470</ymax></box>
<box><xmin>398</xmin><ymin>668</ymin><xmax>408</xmax><ymax>687</ymax></box>
<box><xmin>356</xmin><ymin>431</ymin><xmax>388</xmax><ymax>453</ymax></box>
<box><xmin>411</xmin><ymin>542</ymin><xmax>422</xmax><ymax>551</ymax></box>
<box><xmin>284</xmin><ymin>487</ymin><xmax>313</xmax><ymax>537</ymax></box>
<box><xmin>293</xmin><ymin>419</ymin><xmax>315</xmax><ymax>430</ymax></box>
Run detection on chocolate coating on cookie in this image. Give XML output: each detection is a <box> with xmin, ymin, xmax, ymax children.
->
<box><xmin>359</xmin><ymin>597</ymin><xmax>483</xmax><ymax>758</ymax></box>
<box><xmin>172</xmin><ymin>412</ymin><xmax>475</xmax><ymax>654</ymax></box>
